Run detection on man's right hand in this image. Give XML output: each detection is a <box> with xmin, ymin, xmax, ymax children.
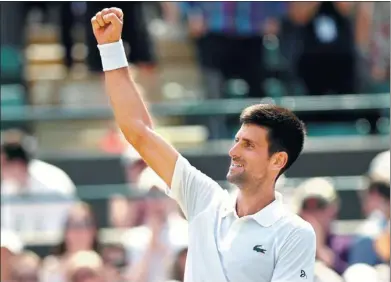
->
<box><xmin>91</xmin><ymin>7</ymin><xmax>124</xmax><ymax>45</ymax></box>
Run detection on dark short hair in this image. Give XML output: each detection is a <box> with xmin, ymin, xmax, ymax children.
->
<box><xmin>240</xmin><ymin>104</ymin><xmax>306</xmax><ymax>175</ymax></box>
<box><xmin>368</xmin><ymin>181</ymin><xmax>390</xmax><ymax>200</ymax></box>
<box><xmin>1</xmin><ymin>142</ymin><xmax>31</xmax><ymax>165</ymax></box>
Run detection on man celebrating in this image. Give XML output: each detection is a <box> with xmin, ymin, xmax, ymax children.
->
<box><xmin>91</xmin><ymin>7</ymin><xmax>315</xmax><ymax>282</ymax></box>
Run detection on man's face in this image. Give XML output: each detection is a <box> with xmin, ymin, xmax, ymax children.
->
<box><xmin>1</xmin><ymin>160</ymin><xmax>28</xmax><ymax>184</ymax></box>
<box><xmin>227</xmin><ymin>124</ymin><xmax>285</xmax><ymax>190</ymax></box>
<box><xmin>303</xmin><ymin>202</ymin><xmax>339</xmax><ymax>232</ymax></box>
<box><xmin>361</xmin><ymin>188</ymin><xmax>390</xmax><ymax>218</ymax></box>
<box><xmin>124</xmin><ymin>160</ymin><xmax>147</xmax><ymax>184</ymax></box>
<box><xmin>145</xmin><ymin>194</ymin><xmax>170</xmax><ymax>222</ymax></box>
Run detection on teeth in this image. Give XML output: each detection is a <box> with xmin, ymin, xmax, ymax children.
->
<box><xmin>232</xmin><ymin>164</ymin><xmax>243</xmax><ymax>167</ymax></box>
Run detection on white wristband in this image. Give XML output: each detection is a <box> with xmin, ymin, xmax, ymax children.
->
<box><xmin>97</xmin><ymin>40</ymin><xmax>128</xmax><ymax>71</ymax></box>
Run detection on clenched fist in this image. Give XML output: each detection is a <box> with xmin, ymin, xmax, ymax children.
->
<box><xmin>91</xmin><ymin>7</ymin><xmax>124</xmax><ymax>45</ymax></box>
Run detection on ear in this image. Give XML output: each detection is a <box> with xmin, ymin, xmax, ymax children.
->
<box><xmin>270</xmin><ymin>151</ymin><xmax>288</xmax><ymax>172</ymax></box>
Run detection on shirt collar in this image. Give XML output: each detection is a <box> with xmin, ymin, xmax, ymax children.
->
<box><xmin>221</xmin><ymin>191</ymin><xmax>286</xmax><ymax>227</ymax></box>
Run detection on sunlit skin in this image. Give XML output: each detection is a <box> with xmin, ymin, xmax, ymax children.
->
<box><xmin>227</xmin><ymin>124</ymin><xmax>288</xmax><ymax>217</ymax></box>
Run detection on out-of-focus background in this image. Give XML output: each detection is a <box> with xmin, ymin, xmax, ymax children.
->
<box><xmin>0</xmin><ymin>1</ymin><xmax>390</xmax><ymax>282</ymax></box>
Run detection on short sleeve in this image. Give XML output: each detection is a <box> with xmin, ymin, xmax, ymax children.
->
<box><xmin>271</xmin><ymin>224</ymin><xmax>316</xmax><ymax>282</ymax></box>
<box><xmin>166</xmin><ymin>155</ymin><xmax>224</xmax><ymax>221</ymax></box>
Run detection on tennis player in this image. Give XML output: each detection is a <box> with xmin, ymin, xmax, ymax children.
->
<box><xmin>91</xmin><ymin>7</ymin><xmax>316</xmax><ymax>282</ymax></box>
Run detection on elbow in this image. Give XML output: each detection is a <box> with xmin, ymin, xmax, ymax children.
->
<box><xmin>119</xmin><ymin>119</ymin><xmax>151</xmax><ymax>147</ymax></box>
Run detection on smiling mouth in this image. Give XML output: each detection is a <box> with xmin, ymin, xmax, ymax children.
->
<box><xmin>230</xmin><ymin>163</ymin><xmax>244</xmax><ymax>168</ymax></box>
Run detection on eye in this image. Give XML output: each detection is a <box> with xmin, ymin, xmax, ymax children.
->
<box><xmin>234</xmin><ymin>137</ymin><xmax>239</xmax><ymax>143</ymax></box>
<box><xmin>243</xmin><ymin>141</ymin><xmax>253</xmax><ymax>149</ymax></box>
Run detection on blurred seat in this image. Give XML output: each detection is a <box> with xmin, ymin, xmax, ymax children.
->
<box><xmin>0</xmin><ymin>46</ymin><xmax>24</xmax><ymax>84</ymax></box>
<box><xmin>1</xmin><ymin>84</ymin><xmax>26</xmax><ymax>108</ymax></box>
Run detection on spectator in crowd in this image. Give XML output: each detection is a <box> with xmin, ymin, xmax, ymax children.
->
<box><xmin>109</xmin><ymin>194</ymin><xmax>137</xmax><ymax>229</ymax></box>
<box><xmin>179</xmin><ymin>1</ymin><xmax>287</xmax><ymax>99</ymax></box>
<box><xmin>179</xmin><ymin>2</ymin><xmax>287</xmax><ymax>139</ymax></box>
<box><xmin>295</xmin><ymin>177</ymin><xmax>351</xmax><ymax>275</ymax></box>
<box><xmin>57</xmin><ymin>2</ymin><xmax>87</xmax><ymax>73</ymax></box>
<box><xmin>122</xmin><ymin>167</ymin><xmax>188</xmax><ymax>282</ymax></box>
<box><xmin>290</xmin><ymin>2</ymin><xmax>356</xmax><ymax>95</ymax></box>
<box><xmin>10</xmin><ymin>251</ymin><xmax>41</xmax><ymax>282</ymax></box>
<box><xmin>355</xmin><ymin>2</ymin><xmax>390</xmax><ymax>93</ymax></box>
<box><xmin>1</xmin><ymin>134</ymin><xmax>76</xmax><ymax>233</ymax></box>
<box><xmin>66</xmin><ymin>251</ymin><xmax>105</xmax><ymax>282</ymax></box>
<box><xmin>366</xmin><ymin>2</ymin><xmax>390</xmax><ymax>90</ymax></box>
<box><xmin>1</xmin><ymin>230</ymin><xmax>24</xmax><ymax>282</ymax></box>
<box><xmin>41</xmin><ymin>202</ymin><xmax>101</xmax><ymax>282</ymax></box>
<box><xmin>374</xmin><ymin>221</ymin><xmax>390</xmax><ymax>263</ymax></box>
<box><xmin>100</xmin><ymin>123</ymin><xmax>128</xmax><ymax>154</ymax></box>
<box><xmin>1</xmin><ymin>129</ymin><xmax>76</xmax><ymax>196</ymax></box>
<box><xmin>314</xmin><ymin>260</ymin><xmax>343</xmax><ymax>282</ymax></box>
<box><xmin>108</xmin><ymin>145</ymin><xmax>149</xmax><ymax>228</ymax></box>
<box><xmin>101</xmin><ymin>243</ymin><xmax>129</xmax><ymax>282</ymax></box>
<box><xmin>121</xmin><ymin>145</ymin><xmax>148</xmax><ymax>186</ymax></box>
<box><xmin>348</xmin><ymin>150</ymin><xmax>390</xmax><ymax>266</ymax></box>
<box><xmin>343</xmin><ymin>263</ymin><xmax>379</xmax><ymax>282</ymax></box>
<box><xmin>169</xmin><ymin>246</ymin><xmax>188</xmax><ymax>282</ymax></box>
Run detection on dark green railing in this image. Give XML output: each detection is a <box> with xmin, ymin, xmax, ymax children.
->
<box><xmin>1</xmin><ymin>175</ymin><xmax>365</xmax><ymax>203</ymax></box>
<box><xmin>1</xmin><ymin>93</ymin><xmax>389</xmax><ymax>122</ymax></box>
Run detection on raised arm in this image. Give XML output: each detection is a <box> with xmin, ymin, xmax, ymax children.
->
<box><xmin>91</xmin><ymin>8</ymin><xmax>224</xmax><ymax>220</ymax></box>
<box><xmin>91</xmin><ymin>7</ymin><xmax>178</xmax><ymax>186</ymax></box>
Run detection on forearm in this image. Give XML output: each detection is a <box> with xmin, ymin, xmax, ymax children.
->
<box><xmin>105</xmin><ymin>66</ymin><xmax>153</xmax><ymax>127</ymax></box>
<box><xmin>92</xmin><ymin>9</ymin><xmax>153</xmax><ymax>139</ymax></box>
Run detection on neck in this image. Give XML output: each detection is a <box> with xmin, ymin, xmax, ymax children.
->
<box><xmin>236</xmin><ymin>183</ymin><xmax>276</xmax><ymax>217</ymax></box>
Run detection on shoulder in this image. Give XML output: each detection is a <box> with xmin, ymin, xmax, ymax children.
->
<box><xmin>29</xmin><ymin>159</ymin><xmax>76</xmax><ymax>194</ymax></box>
<box><xmin>280</xmin><ymin>212</ymin><xmax>316</xmax><ymax>244</ymax></box>
<box><xmin>29</xmin><ymin>159</ymin><xmax>71</xmax><ymax>180</ymax></box>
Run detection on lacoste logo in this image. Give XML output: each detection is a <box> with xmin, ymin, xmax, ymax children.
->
<box><xmin>253</xmin><ymin>245</ymin><xmax>266</xmax><ymax>254</ymax></box>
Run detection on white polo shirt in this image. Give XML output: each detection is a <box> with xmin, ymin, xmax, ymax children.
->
<box><xmin>166</xmin><ymin>155</ymin><xmax>316</xmax><ymax>282</ymax></box>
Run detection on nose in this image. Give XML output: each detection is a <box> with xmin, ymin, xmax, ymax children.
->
<box><xmin>229</xmin><ymin>142</ymin><xmax>240</xmax><ymax>159</ymax></box>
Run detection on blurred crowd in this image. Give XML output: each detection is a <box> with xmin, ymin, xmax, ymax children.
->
<box><xmin>1</xmin><ymin>1</ymin><xmax>390</xmax><ymax>282</ymax></box>
<box><xmin>2</xmin><ymin>1</ymin><xmax>390</xmax><ymax>97</ymax></box>
<box><xmin>1</xmin><ymin>128</ymin><xmax>390</xmax><ymax>282</ymax></box>
<box><xmin>1</xmin><ymin>1</ymin><xmax>389</xmax><ymax>140</ymax></box>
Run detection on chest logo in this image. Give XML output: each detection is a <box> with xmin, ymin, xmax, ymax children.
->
<box><xmin>253</xmin><ymin>245</ymin><xmax>266</xmax><ymax>254</ymax></box>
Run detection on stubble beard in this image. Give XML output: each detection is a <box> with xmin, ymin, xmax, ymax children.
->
<box><xmin>227</xmin><ymin>170</ymin><xmax>247</xmax><ymax>189</ymax></box>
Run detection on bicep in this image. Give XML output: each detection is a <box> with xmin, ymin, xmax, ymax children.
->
<box><xmin>272</xmin><ymin>226</ymin><xmax>316</xmax><ymax>282</ymax></box>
